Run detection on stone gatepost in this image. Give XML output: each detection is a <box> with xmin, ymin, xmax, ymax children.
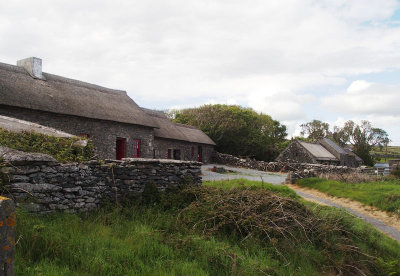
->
<box><xmin>0</xmin><ymin>197</ymin><xmax>15</xmax><ymax>276</ymax></box>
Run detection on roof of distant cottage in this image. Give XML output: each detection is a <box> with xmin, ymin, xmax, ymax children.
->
<box><xmin>0</xmin><ymin>115</ymin><xmax>75</xmax><ymax>138</ymax></box>
<box><xmin>142</xmin><ymin>108</ymin><xmax>216</xmax><ymax>145</ymax></box>
<box><xmin>298</xmin><ymin>141</ymin><xmax>338</xmax><ymax>161</ymax></box>
<box><xmin>0</xmin><ymin>62</ymin><xmax>157</xmax><ymax>128</ymax></box>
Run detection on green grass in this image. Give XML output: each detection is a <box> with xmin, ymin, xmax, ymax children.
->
<box><xmin>15</xmin><ymin>181</ymin><xmax>400</xmax><ymax>276</ymax></box>
<box><xmin>297</xmin><ymin>178</ymin><xmax>400</xmax><ymax>215</ymax></box>
<box><xmin>203</xmin><ymin>178</ymin><xmax>298</xmax><ymax>198</ymax></box>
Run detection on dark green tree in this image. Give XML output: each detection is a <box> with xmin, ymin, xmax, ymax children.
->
<box><xmin>300</xmin><ymin>120</ymin><xmax>330</xmax><ymax>142</ymax></box>
<box><xmin>172</xmin><ymin>104</ymin><xmax>287</xmax><ymax>161</ymax></box>
<box><xmin>332</xmin><ymin>120</ymin><xmax>389</xmax><ymax>166</ymax></box>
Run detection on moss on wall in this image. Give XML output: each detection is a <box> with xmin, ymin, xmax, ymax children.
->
<box><xmin>0</xmin><ymin>128</ymin><xmax>94</xmax><ymax>163</ymax></box>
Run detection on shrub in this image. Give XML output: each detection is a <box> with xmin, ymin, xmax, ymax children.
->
<box><xmin>0</xmin><ymin>128</ymin><xmax>94</xmax><ymax>163</ymax></box>
<box><xmin>391</xmin><ymin>167</ymin><xmax>400</xmax><ymax>178</ymax></box>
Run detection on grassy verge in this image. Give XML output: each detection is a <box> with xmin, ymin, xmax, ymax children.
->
<box><xmin>15</xmin><ymin>180</ymin><xmax>400</xmax><ymax>275</ymax></box>
<box><xmin>297</xmin><ymin>178</ymin><xmax>400</xmax><ymax>215</ymax></box>
<box><xmin>203</xmin><ymin>178</ymin><xmax>298</xmax><ymax>198</ymax></box>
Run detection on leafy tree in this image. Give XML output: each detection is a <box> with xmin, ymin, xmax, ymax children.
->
<box><xmin>300</xmin><ymin>120</ymin><xmax>330</xmax><ymax>142</ymax></box>
<box><xmin>172</xmin><ymin>104</ymin><xmax>287</xmax><ymax>161</ymax></box>
<box><xmin>332</xmin><ymin>120</ymin><xmax>389</xmax><ymax>166</ymax></box>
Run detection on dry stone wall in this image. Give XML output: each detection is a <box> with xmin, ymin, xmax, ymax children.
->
<box><xmin>213</xmin><ymin>152</ymin><xmax>357</xmax><ymax>179</ymax></box>
<box><xmin>0</xmin><ymin>147</ymin><xmax>201</xmax><ymax>214</ymax></box>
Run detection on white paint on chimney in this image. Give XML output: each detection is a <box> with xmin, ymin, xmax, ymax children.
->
<box><xmin>16</xmin><ymin>57</ymin><xmax>46</xmax><ymax>80</ymax></box>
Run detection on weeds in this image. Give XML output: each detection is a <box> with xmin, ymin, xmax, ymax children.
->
<box><xmin>0</xmin><ymin>128</ymin><xmax>94</xmax><ymax>163</ymax></box>
<box><xmin>15</xmin><ymin>181</ymin><xmax>400</xmax><ymax>275</ymax></box>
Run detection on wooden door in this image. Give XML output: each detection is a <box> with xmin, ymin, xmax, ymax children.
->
<box><xmin>197</xmin><ymin>146</ymin><xmax>202</xmax><ymax>162</ymax></box>
<box><xmin>116</xmin><ymin>137</ymin><xmax>126</xmax><ymax>160</ymax></box>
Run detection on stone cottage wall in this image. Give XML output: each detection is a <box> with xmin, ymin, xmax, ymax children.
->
<box><xmin>0</xmin><ymin>105</ymin><xmax>154</xmax><ymax>160</ymax></box>
<box><xmin>275</xmin><ymin>141</ymin><xmax>316</xmax><ymax>164</ymax></box>
<box><xmin>0</xmin><ymin>148</ymin><xmax>201</xmax><ymax>214</ymax></box>
<box><xmin>153</xmin><ymin>138</ymin><xmax>214</xmax><ymax>163</ymax></box>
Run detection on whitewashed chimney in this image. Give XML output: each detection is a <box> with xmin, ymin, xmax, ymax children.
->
<box><xmin>17</xmin><ymin>57</ymin><xmax>46</xmax><ymax>80</ymax></box>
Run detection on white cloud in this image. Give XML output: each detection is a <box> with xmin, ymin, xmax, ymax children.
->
<box><xmin>1</xmin><ymin>0</ymin><xmax>400</xmax><ymax>142</ymax></box>
<box><xmin>321</xmin><ymin>81</ymin><xmax>400</xmax><ymax>115</ymax></box>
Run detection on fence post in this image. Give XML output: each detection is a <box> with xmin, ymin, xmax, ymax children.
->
<box><xmin>0</xmin><ymin>197</ymin><xmax>15</xmax><ymax>276</ymax></box>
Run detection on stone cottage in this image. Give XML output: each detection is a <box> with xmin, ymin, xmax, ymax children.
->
<box><xmin>142</xmin><ymin>108</ymin><xmax>216</xmax><ymax>163</ymax></box>
<box><xmin>276</xmin><ymin>138</ymin><xmax>362</xmax><ymax>167</ymax></box>
<box><xmin>0</xmin><ymin>57</ymin><xmax>215</xmax><ymax>162</ymax></box>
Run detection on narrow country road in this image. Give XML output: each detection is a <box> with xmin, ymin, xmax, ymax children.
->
<box><xmin>201</xmin><ymin>164</ymin><xmax>400</xmax><ymax>242</ymax></box>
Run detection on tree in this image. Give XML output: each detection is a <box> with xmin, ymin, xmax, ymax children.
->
<box><xmin>332</xmin><ymin>120</ymin><xmax>389</xmax><ymax>166</ymax></box>
<box><xmin>172</xmin><ymin>104</ymin><xmax>287</xmax><ymax>161</ymax></box>
<box><xmin>300</xmin><ymin>120</ymin><xmax>330</xmax><ymax>142</ymax></box>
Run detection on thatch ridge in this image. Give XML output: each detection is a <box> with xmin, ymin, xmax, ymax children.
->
<box><xmin>0</xmin><ymin>61</ymin><xmax>157</xmax><ymax>128</ymax></box>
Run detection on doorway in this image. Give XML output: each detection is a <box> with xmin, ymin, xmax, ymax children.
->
<box><xmin>197</xmin><ymin>146</ymin><xmax>202</xmax><ymax>162</ymax></box>
<box><xmin>116</xmin><ymin>137</ymin><xmax>126</xmax><ymax>160</ymax></box>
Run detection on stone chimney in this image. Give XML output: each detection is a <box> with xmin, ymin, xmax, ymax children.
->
<box><xmin>16</xmin><ymin>57</ymin><xmax>46</xmax><ymax>80</ymax></box>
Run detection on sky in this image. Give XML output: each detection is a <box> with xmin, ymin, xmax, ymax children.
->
<box><xmin>1</xmin><ymin>0</ymin><xmax>400</xmax><ymax>144</ymax></box>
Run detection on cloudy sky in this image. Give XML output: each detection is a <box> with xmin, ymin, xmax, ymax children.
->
<box><xmin>1</xmin><ymin>0</ymin><xmax>400</xmax><ymax>144</ymax></box>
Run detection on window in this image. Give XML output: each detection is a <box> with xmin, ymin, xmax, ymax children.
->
<box><xmin>132</xmin><ymin>139</ymin><xmax>141</xmax><ymax>158</ymax></box>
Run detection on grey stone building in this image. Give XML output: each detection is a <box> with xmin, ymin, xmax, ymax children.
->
<box><xmin>0</xmin><ymin>57</ymin><xmax>215</xmax><ymax>162</ymax></box>
<box><xmin>142</xmin><ymin>109</ymin><xmax>216</xmax><ymax>163</ymax></box>
<box><xmin>276</xmin><ymin>138</ymin><xmax>363</xmax><ymax>167</ymax></box>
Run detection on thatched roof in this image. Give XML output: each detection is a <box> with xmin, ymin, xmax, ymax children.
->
<box><xmin>0</xmin><ymin>115</ymin><xmax>74</xmax><ymax>138</ymax></box>
<box><xmin>298</xmin><ymin>141</ymin><xmax>338</xmax><ymax>161</ymax></box>
<box><xmin>175</xmin><ymin>123</ymin><xmax>216</xmax><ymax>145</ymax></box>
<box><xmin>142</xmin><ymin>108</ymin><xmax>216</xmax><ymax>146</ymax></box>
<box><xmin>0</xmin><ymin>61</ymin><xmax>157</xmax><ymax>128</ymax></box>
<box><xmin>141</xmin><ymin>108</ymin><xmax>188</xmax><ymax>141</ymax></box>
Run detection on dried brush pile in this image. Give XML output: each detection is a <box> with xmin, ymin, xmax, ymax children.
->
<box><xmin>174</xmin><ymin>186</ymin><xmax>388</xmax><ymax>275</ymax></box>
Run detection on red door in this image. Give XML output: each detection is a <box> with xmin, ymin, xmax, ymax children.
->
<box><xmin>197</xmin><ymin>146</ymin><xmax>202</xmax><ymax>162</ymax></box>
<box><xmin>116</xmin><ymin>137</ymin><xmax>126</xmax><ymax>160</ymax></box>
<box><xmin>133</xmin><ymin>139</ymin><xmax>140</xmax><ymax>158</ymax></box>
<box><xmin>167</xmin><ymin>149</ymin><xmax>172</xmax><ymax>159</ymax></box>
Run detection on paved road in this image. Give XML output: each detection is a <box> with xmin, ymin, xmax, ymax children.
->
<box><xmin>201</xmin><ymin>164</ymin><xmax>287</xmax><ymax>185</ymax></box>
<box><xmin>201</xmin><ymin>164</ymin><xmax>400</xmax><ymax>242</ymax></box>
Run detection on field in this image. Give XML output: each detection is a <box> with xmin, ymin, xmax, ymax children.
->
<box><xmin>297</xmin><ymin>178</ymin><xmax>400</xmax><ymax>215</ymax></box>
<box><xmin>371</xmin><ymin>145</ymin><xmax>400</xmax><ymax>163</ymax></box>
<box><xmin>15</xmin><ymin>179</ymin><xmax>400</xmax><ymax>276</ymax></box>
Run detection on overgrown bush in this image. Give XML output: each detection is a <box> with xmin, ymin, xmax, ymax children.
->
<box><xmin>0</xmin><ymin>128</ymin><xmax>94</xmax><ymax>163</ymax></box>
<box><xmin>391</xmin><ymin>167</ymin><xmax>400</xmax><ymax>178</ymax></box>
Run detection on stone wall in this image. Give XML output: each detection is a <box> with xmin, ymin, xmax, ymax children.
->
<box><xmin>0</xmin><ymin>147</ymin><xmax>201</xmax><ymax>214</ymax></box>
<box><xmin>0</xmin><ymin>105</ymin><xmax>155</xmax><ymax>160</ymax></box>
<box><xmin>275</xmin><ymin>140</ymin><xmax>317</xmax><ymax>164</ymax></box>
<box><xmin>213</xmin><ymin>152</ymin><xmax>357</xmax><ymax>178</ymax></box>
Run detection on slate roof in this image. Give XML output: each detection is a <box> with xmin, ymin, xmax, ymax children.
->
<box><xmin>0</xmin><ymin>61</ymin><xmax>157</xmax><ymax>128</ymax></box>
<box><xmin>321</xmin><ymin>137</ymin><xmax>347</xmax><ymax>154</ymax></box>
<box><xmin>142</xmin><ymin>109</ymin><xmax>216</xmax><ymax>146</ymax></box>
<box><xmin>298</xmin><ymin>141</ymin><xmax>338</xmax><ymax>161</ymax></box>
<box><xmin>0</xmin><ymin>115</ymin><xmax>74</xmax><ymax>138</ymax></box>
